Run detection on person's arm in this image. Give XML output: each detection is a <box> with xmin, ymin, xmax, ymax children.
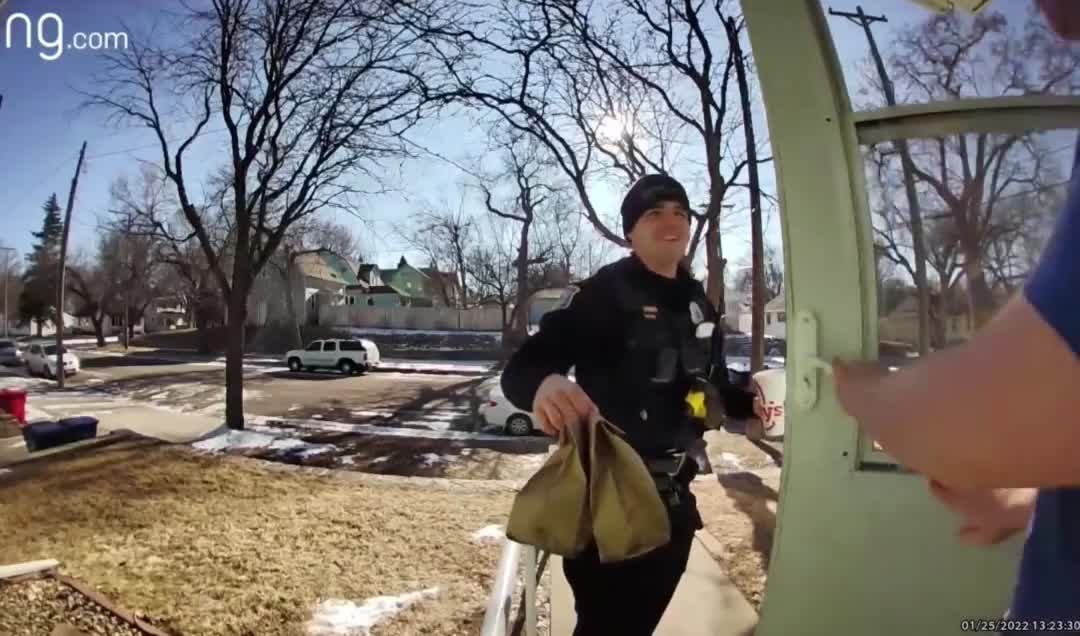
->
<box><xmin>501</xmin><ymin>282</ymin><xmax>602</xmax><ymax>413</ymax></box>
<box><xmin>835</xmin><ymin>166</ymin><xmax>1080</xmax><ymax>488</ymax></box>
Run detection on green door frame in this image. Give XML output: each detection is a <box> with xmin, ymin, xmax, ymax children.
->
<box><xmin>740</xmin><ymin>2</ymin><xmax>1080</xmax><ymax>633</ymax></box>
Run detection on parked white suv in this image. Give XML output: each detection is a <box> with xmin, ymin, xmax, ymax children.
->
<box><xmin>285</xmin><ymin>338</ymin><xmax>380</xmax><ymax>375</ymax></box>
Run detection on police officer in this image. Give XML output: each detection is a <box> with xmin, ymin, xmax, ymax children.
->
<box><xmin>501</xmin><ymin>174</ymin><xmax>757</xmax><ymax>635</ymax></box>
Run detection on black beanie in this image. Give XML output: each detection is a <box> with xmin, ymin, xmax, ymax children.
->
<box><xmin>620</xmin><ymin>174</ymin><xmax>691</xmax><ymax>237</ymax></box>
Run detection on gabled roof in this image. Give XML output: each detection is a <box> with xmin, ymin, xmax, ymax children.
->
<box><xmin>319</xmin><ymin>251</ymin><xmax>359</xmax><ymax>286</ymax></box>
<box><xmin>295</xmin><ymin>250</ymin><xmax>358</xmax><ymax>286</ymax></box>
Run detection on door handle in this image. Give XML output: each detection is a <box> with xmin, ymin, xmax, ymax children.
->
<box><xmin>792</xmin><ymin>310</ymin><xmax>832</xmax><ymax>411</ymax></box>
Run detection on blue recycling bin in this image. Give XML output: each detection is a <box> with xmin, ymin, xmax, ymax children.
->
<box><xmin>22</xmin><ymin>416</ymin><xmax>99</xmax><ymax>452</ymax></box>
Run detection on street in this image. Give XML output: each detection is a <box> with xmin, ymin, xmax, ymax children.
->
<box><xmin>4</xmin><ymin>348</ymin><xmax>492</xmax><ymax>434</ymax></box>
<box><xmin>1</xmin><ymin>346</ymin><xmax>778</xmax><ymax>483</ymax></box>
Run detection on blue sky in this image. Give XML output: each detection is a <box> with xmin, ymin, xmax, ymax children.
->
<box><xmin>0</xmin><ymin>0</ymin><xmax>1067</xmax><ymax>279</ymax></box>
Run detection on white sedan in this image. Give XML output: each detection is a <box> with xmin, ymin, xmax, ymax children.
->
<box><xmin>478</xmin><ymin>376</ymin><xmax>542</xmax><ymax>436</ymax></box>
<box><xmin>25</xmin><ymin>343</ymin><xmax>80</xmax><ymax>378</ymax></box>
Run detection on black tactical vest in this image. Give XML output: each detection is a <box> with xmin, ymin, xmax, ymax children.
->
<box><xmin>610</xmin><ymin>274</ymin><xmax>715</xmax><ymax>454</ymax></box>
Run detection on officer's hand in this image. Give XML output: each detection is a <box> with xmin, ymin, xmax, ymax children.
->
<box><xmin>752</xmin><ymin>395</ymin><xmax>766</xmax><ymax>421</ymax></box>
<box><xmin>533</xmin><ymin>374</ymin><xmax>597</xmax><ymax>437</ymax></box>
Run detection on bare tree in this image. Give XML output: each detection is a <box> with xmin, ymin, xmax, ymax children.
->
<box><xmin>160</xmin><ymin>229</ymin><xmax>226</xmax><ymax>353</ymax></box>
<box><xmin>983</xmin><ymin>182</ymin><xmax>1065</xmax><ymax>294</ymax></box>
<box><xmin>107</xmin><ymin>166</ymin><xmax>231</xmax><ymax>353</ymax></box>
<box><xmin>724</xmin><ymin>14</ymin><xmax>770</xmax><ymax>371</ymax></box>
<box><xmin>431</xmin><ymin>0</ymin><xmax>770</xmax><ymax>313</ymax></box>
<box><xmin>573</xmin><ymin>234</ymin><xmax>620</xmax><ymax>281</ymax></box>
<box><xmin>548</xmin><ymin>0</ymin><xmax>771</xmax><ymax>311</ymax></box>
<box><xmin>305</xmin><ymin>219</ymin><xmax>366</xmax><ymax>264</ymax></box>
<box><xmin>735</xmin><ymin>241</ymin><xmax>782</xmax><ymax>302</ymax></box>
<box><xmin>398</xmin><ymin>200</ymin><xmax>476</xmax><ymax>308</ymax></box>
<box><xmin>883</xmin><ymin>8</ymin><xmax>1078</xmax><ymax>329</ymax></box>
<box><xmin>107</xmin><ymin>177</ymin><xmax>169</xmax><ymax>346</ymax></box>
<box><xmin>476</xmin><ymin>132</ymin><xmax>559</xmax><ymax>344</ymax></box>
<box><xmin>0</xmin><ymin>246</ymin><xmax>23</xmax><ymax>337</ymax></box>
<box><xmin>466</xmin><ymin>214</ymin><xmax>551</xmax><ymax>338</ymax></box>
<box><xmin>86</xmin><ymin>0</ymin><xmax>458</xmax><ymax>428</ymax></box>
<box><xmin>65</xmin><ymin>251</ymin><xmax>112</xmax><ymax>345</ymax></box>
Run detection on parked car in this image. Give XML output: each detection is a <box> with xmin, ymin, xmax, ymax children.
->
<box><xmin>478</xmin><ymin>372</ymin><xmax>581</xmax><ymax>437</ymax></box>
<box><xmin>477</xmin><ymin>376</ymin><xmax>542</xmax><ymax>436</ymax></box>
<box><xmin>0</xmin><ymin>340</ymin><xmax>23</xmax><ymax>366</ymax></box>
<box><xmin>25</xmin><ymin>344</ymin><xmax>80</xmax><ymax>378</ymax></box>
<box><xmin>284</xmin><ymin>338</ymin><xmax>381</xmax><ymax>375</ymax></box>
<box><xmin>724</xmin><ymin>334</ymin><xmax>786</xmax><ymax>389</ymax></box>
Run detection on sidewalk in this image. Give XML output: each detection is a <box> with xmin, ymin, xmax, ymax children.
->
<box><xmin>78</xmin><ymin>347</ymin><xmax>499</xmax><ymax>376</ymax></box>
<box><xmin>0</xmin><ymin>391</ymin><xmax>221</xmax><ymax>466</ymax></box>
<box><xmin>549</xmin><ymin>533</ymin><xmax>758</xmax><ymax>636</ymax></box>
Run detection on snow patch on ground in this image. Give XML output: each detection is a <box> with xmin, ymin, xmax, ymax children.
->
<box><xmin>349</xmin><ymin>327</ymin><xmax>500</xmax><ymax>340</ymax></box>
<box><xmin>377</xmin><ymin>359</ymin><xmax>497</xmax><ymax>374</ymax></box>
<box><xmin>417</xmin><ymin>452</ymin><xmax>448</xmax><ymax>466</ymax></box>
<box><xmin>305</xmin><ymin>587</ymin><xmax>440</xmax><ymax>635</ymax></box>
<box><xmin>471</xmin><ymin>524</ymin><xmax>504</xmax><ymax>543</ymax></box>
<box><xmin>370</xmin><ymin>456</ymin><xmax>390</xmax><ymax>464</ymax></box>
<box><xmin>192</xmin><ymin>430</ymin><xmax>335</xmax><ymax>457</ymax></box>
<box><xmin>251</xmin><ymin>416</ymin><xmax>520</xmax><ymax>443</ymax></box>
<box><xmin>717</xmin><ymin>452</ymin><xmax>745</xmax><ymax>472</ymax></box>
<box><xmin>0</xmin><ymin>375</ymin><xmax>49</xmax><ymax>390</ymax></box>
<box><xmin>339</xmin><ymin>455</ymin><xmax>356</xmax><ymax>466</ymax></box>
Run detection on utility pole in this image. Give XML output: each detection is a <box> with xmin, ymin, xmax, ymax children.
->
<box><xmin>121</xmin><ymin>237</ymin><xmax>129</xmax><ymax>350</ymax></box>
<box><xmin>829</xmin><ymin>5</ymin><xmax>931</xmax><ymax>356</ymax></box>
<box><xmin>0</xmin><ymin>246</ymin><xmax>14</xmax><ymax>339</ymax></box>
<box><xmin>54</xmin><ymin>142</ymin><xmax>87</xmax><ymax>388</ymax></box>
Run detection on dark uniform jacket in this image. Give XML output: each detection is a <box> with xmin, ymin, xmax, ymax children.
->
<box><xmin>502</xmin><ymin>254</ymin><xmax>755</xmax><ymax>459</ymax></box>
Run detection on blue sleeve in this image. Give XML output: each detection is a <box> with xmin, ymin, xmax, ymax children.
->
<box><xmin>1023</xmin><ymin>142</ymin><xmax>1080</xmax><ymax>358</ymax></box>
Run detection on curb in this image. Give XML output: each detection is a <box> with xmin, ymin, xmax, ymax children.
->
<box><xmin>0</xmin><ymin>429</ymin><xmax>148</xmax><ymax>469</ymax></box>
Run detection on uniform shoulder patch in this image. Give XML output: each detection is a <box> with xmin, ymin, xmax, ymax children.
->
<box><xmin>554</xmin><ymin>285</ymin><xmax>581</xmax><ymax>310</ymax></box>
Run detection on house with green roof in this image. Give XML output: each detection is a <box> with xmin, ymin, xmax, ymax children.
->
<box><xmin>346</xmin><ymin>256</ymin><xmax>462</xmax><ymax>308</ymax></box>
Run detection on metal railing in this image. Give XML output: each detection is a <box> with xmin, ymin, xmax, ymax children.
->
<box><xmin>480</xmin><ymin>540</ymin><xmax>545</xmax><ymax>636</ymax></box>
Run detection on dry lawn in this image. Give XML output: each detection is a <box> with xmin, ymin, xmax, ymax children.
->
<box><xmin>0</xmin><ymin>437</ymin><xmax>518</xmax><ymax>636</ymax></box>
<box><xmin>692</xmin><ymin>428</ymin><xmax>783</xmax><ymax>611</ymax></box>
<box><xmin>236</xmin><ymin>426</ymin><xmax>551</xmax><ymax>482</ymax></box>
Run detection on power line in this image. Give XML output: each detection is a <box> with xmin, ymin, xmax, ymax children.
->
<box><xmin>84</xmin><ymin>127</ymin><xmax>228</xmax><ymax>161</ymax></box>
<box><xmin>6</xmin><ymin>126</ymin><xmax>228</xmax><ymax>222</ymax></box>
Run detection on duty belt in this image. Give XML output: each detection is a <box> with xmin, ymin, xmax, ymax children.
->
<box><xmin>644</xmin><ymin>453</ymin><xmax>696</xmax><ymax>507</ymax></box>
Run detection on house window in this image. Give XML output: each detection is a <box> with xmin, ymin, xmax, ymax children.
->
<box><xmin>778</xmin><ymin>312</ymin><xmax>786</xmax><ymax>323</ymax></box>
<box><xmin>766</xmin><ymin>313</ymin><xmax>772</xmax><ymax>325</ymax></box>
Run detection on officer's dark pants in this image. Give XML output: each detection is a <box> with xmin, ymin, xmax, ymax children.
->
<box><xmin>562</xmin><ymin>483</ymin><xmax>701</xmax><ymax>636</ymax></box>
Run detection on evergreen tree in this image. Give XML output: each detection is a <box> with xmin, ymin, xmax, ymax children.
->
<box><xmin>19</xmin><ymin>194</ymin><xmax>64</xmax><ymax>335</ymax></box>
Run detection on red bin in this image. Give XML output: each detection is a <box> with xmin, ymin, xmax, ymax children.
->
<box><xmin>0</xmin><ymin>388</ymin><xmax>27</xmax><ymax>425</ymax></box>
